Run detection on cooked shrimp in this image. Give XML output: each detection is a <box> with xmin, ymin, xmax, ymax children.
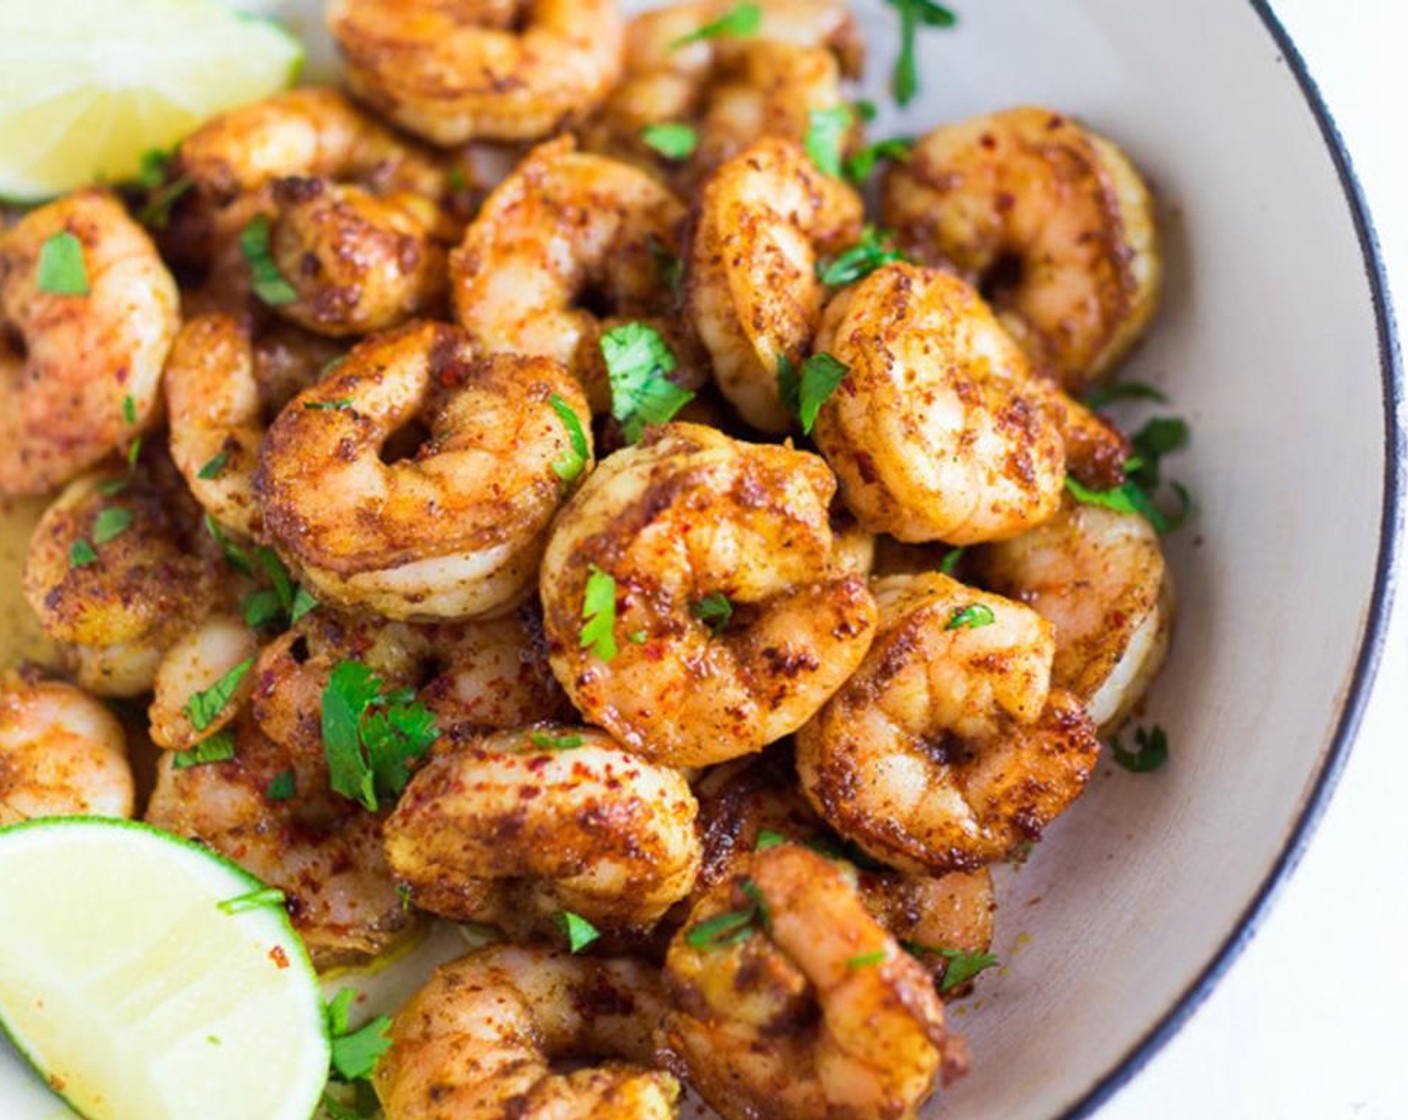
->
<box><xmin>971</xmin><ymin>499</ymin><xmax>1174</xmax><ymax>730</ymax></box>
<box><xmin>451</xmin><ymin>136</ymin><xmax>703</xmax><ymax>413</ymax></box>
<box><xmin>666</xmin><ymin>845</ymin><xmax>955</xmax><ymax>1120</ymax></box>
<box><xmin>23</xmin><ymin>463</ymin><xmax>219</xmax><ymax>697</ymax></box>
<box><xmin>693</xmin><ymin>754</ymin><xmax>995</xmax><ymax>985</ymax></box>
<box><xmin>0</xmin><ymin>674</ymin><xmax>133</xmax><ymax>825</ymax></box>
<box><xmin>146</xmin><ymin>716</ymin><xmax>417</xmax><ymax>966</ymax></box>
<box><xmin>686</xmin><ymin>138</ymin><xmax>863</xmax><ymax>432</ymax></box>
<box><xmin>540</xmin><ymin>423</ymin><xmax>877</xmax><ymax>767</ymax></box>
<box><xmin>386</xmin><ymin>727</ymin><xmax>702</xmax><ymax>937</ymax></box>
<box><xmin>811</xmin><ymin>263</ymin><xmax>1067</xmax><ymax>545</ymax></box>
<box><xmin>374</xmin><ymin>945</ymin><xmax>679</xmax><ymax>1120</ymax></box>
<box><xmin>256</xmin><ymin>322</ymin><xmax>592</xmax><ymax>620</ymax></box>
<box><xmin>0</xmin><ymin>190</ymin><xmax>179</xmax><ymax>496</ymax></box>
<box><xmin>327</xmin><ymin>0</ymin><xmax>626</xmax><ymax>145</ymax></box>
<box><xmin>796</xmin><ymin>573</ymin><xmax>1101</xmax><ymax>872</ymax></box>
<box><xmin>884</xmin><ymin>106</ymin><xmax>1162</xmax><ymax>393</ymax></box>
<box><xmin>148</xmin><ymin>614</ymin><xmax>260</xmax><ymax>753</ymax></box>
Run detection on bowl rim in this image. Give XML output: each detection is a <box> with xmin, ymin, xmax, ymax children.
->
<box><xmin>1060</xmin><ymin>3</ymin><xmax>1404</xmax><ymax>1117</ymax></box>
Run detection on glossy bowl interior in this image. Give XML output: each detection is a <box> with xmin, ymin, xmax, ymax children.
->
<box><xmin>0</xmin><ymin>1</ymin><xmax>1398</xmax><ymax>1117</ymax></box>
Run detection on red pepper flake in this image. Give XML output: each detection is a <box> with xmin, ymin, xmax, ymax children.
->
<box><xmin>268</xmin><ymin>945</ymin><xmax>290</xmax><ymax>970</ymax></box>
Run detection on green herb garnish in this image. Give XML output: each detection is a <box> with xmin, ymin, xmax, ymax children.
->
<box><xmin>903</xmin><ymin>943</ymin><xmax>999</xmax><ymax>992</ymax></box>
<box><xmin>847</xmin><ymin>949</ymin><xmax>888</xmax><ymax>969</ymax></box>
<box><xmin>601</xmin><ymin>322</ymin><xmax>693</xmax><ymax>443</ymax></box>
<box><xmin>528</xmin><ymin>731</ymin><xmax>585</xmax><ymax>751</ymax></box>
<box><xmin>1081</xmin><ymin>380</ymin><xmax>1168</xmax><ymax>410</ymax></box>
<box><xmin>122</xmin><ymin>395</ymin><xmax>137</xmax><ymax>426</ymax></box>
<box><xmin>939</xmin><ymin>547</ymin><xmax>965</xmax><ymax>575</ymax></box>
<box><xmin>216</xmin><ymin>887</ymin><xmax>286</xmax><ymax>915</ymax></box>
<box><xmin>302</xmin><ymin>399</ymin><xmax>353</xmax><ymax>411</ymax></box>
<box><xmin>171</xmin><ymin>729</ymin><xmax>237</xmax><ymax>769</ymax></box>
<box><xmin>672</xmin><ymin>2</ymin><xmax>762</xmax><ymax>47</ymax></box>
<box><xmin>321</xmin><ymin>662</ymin><xmax>439</xmax><ymax>811</ymax></box>
<box><xmin>945</xmin><ymin>603</ymin><xmax>994</xmax><ymax>631</ymax></box>
<box><xmin>580</xmin><ymin>565</ymin><xmax>619</xmax><ymax>662</ymax></box>
<box><xmin>886</xmin><ymin>0</ymin><xmax>958</xmax><ymax>107</ymax></box>
<box><xmin>690</xmin><ymin>591</ymin><xmax>733</xmax><ymax>637</ymax></box>
<box><xmin>326</xmin><ymin>989</ymin><xmax>393</xmax><ymax>1083</ymax></box>
<box><xmin>267</xmin><ymin>769</ymin><xmax>297</xmax><ymax>802</ymax></box>
<box><xmin>36</xmin><ymin>231</ymin><xmax>89</xmax><ymax>295</ymax></box>
<box><xmin>183</xmin><ymin>657</ymin><xmax>254</xmax><ymax>732</ymax></box>
<box><xmin>197</xmin><ymin>449</ymin><xmax>231</xmax><ymax>480</ymax></box>
<box><xmin>548</xmin><ymin>393</ymin><xmax>589</xmax><ymax>485</ymax></box>
<box><xmin>240</xmin><ymin>214</ymin><xmax>298</xmax><ymax>306</ymax></box>
<box><xmin>92</xmin><ymin>507</ymin><xmax>133</xmax><ymax>545</ymax></box>
<box><xmin>69</xmin><ymin>539</ymin><xmax>97</xmax><ymax>568</ymax></box>
<box><xmin>646</xmin><ymin>234</ymin><xmax>683</xmax><ymax>301</ymax></box>
<box><xmin>641</xmin><ymin>122</ymin><xmax>699</xmax><ymax>160</ymax></box>
<box><xmin>804</xmin><ymin>105</ymin><xmax>852</xmax><ymax>178</ymax></box>
<box><xmin>777</xmin><ymin>352</ymin><xmax>849</xmax><ymax>435</ymax></box>
<box><xmin>818</xmin><ymin>225</ymin><xmax>905</xmax><ymax>287</ymax></box>
<box><xmin>1111</xmin><ymin>724</ymin><xmax>1169</xmax><ymax>773</ymax></box>
<box><xmin>754</xmin><ymin>829</ymin><xmax>787</xmax><ymax>850</ymax></box>
<box><xmin>555</xmin><ymin>910</ymin><xmax>602</xmax><ymax>953</ymax></box>
<box><xmin>844</xmin><ymin>137</ymin><xmax>914</xmax><ymax>184</ymax></box>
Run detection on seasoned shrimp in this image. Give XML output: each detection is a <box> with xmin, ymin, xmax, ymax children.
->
<box><xmin>812</xmin><ymin>263</ymin><xmax>1067</xmax><ymax>545</ymax></box>
<box><xmin>971</xmin><ymin>499</ymin><xmax>1174</xmax><ymax>731</ymax></box>
<box><xmin>451</xmin><ymin>136</ymin><xmax>703</xmax><ymax>413</ymax></box>
<box><xmin>884</xmin><ymin>106</ymin><xmax>1162</xmax><ymax>392</ymax></box>
<box><xmin>374</xmin><ymin>945</ymin><xmax>679</xmax><ymax>1120</ymax></box>
<box><xmin>686</xmin><ymin>138</ymin><xmax>863</xmax><ymax>432</ymax></box>
<box><xmin>23</xmin><ymin>462</ymin><xmax>219</xmax><ymax>697</ymax></box>
<box><xmin>256</xmin><ymin>322</ymin><xmax>592</xmax><ymax>620</ymax></box>
<box><xmin>666</xmin><ymin>845</ymin><xmax>955</xmax><ymax>1120</ymax></box>
<box><xmin>148</xmin><ymin>614</ymin><xmax>260</xmax><ymax>753</ymax></box>
<box><xmin>540</xmin><ymin>423</ymin><xmax>877</xmax><ymax>767</ymax></box>
<box><xmin>0</xmin><ymin>674</ymin><xmax>133</xmax><ymax>824</ymax></box>
<box><xmin>0</xmin><ymin>190</ymin><xmax>179</xmax><ymax>495</ymax></box>
<box><xmin>796</xmin><ymin>573</ymin><xmax>1101</xmax><ymax>872</ymax></box>
<box><xmin>146</xmin><ymin>716</ymin><xmax>417</xmax><ymax>966</ymax></box>
<box><xmin>386</xmin><ymin>727</ymin><xmax>702</xmax><ymax>937</ymax></box>
<box><xmin>328</xmin><ymin>0</ymin><xmax>626</xmax><ymax>146</ymax></box>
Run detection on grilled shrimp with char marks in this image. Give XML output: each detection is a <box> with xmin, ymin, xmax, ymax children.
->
<box><xmin>541</xmin><ymin>423</ymin><xmax>877</xmax><ymax>768</ymax></box>
<box><xmin>0</xmin><ymin>674</ymin><xmax>133</xmax><ymax>825</ymax></box>
<box><xmin>374</xmin><ymin>945</ymin><xmax>679</xmax><ymax>1120</ymax></box>
<box><xmin>0</xmin><ymin>190</ymin><xmax>178</xmax><ymax>496</ymax></box>
<box><xmin>796</xmin><ymin>573</ymin><xmax>1101</xmax><ymax>873</ymax></box>
<box><xmin>256</xmin><ymin>322</ymin><xmax>593</xmax><ymax>620</ymax></box>
<box><xmin>884</xmin><ymin>106</ymin><xmax>1161</xmax><ymax>393</ymax></box>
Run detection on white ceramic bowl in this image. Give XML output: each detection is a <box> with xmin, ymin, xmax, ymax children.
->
<box><xmin>0</xmin><ymin>1</ymin><xmax>1401</xmax><ymax>1117</ymax></box>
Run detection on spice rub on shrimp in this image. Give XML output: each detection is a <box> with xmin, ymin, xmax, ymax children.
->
<box><xmin>327</xmin><ymin>0</ymin><xmax>626</xmax><ymax>146</ymax></box>
<box><xmin>0</xmin><ymin>673</ymin><xmax>134</xmax><ymax>825</ymax></box>
<box><xmin>540</xmin><ymin>423</ymin><xmax>877</xmax><ymax>768</ymax></box>
<box><xmin>812</xmin><ymin>263</ymin><xmax>1069</xmax><ymax>545</ymax></box>
<box><xmin>374</xmin><ymin>945</ymin><xmax>679</xmax><ymax>1120</ymax></box>
<box><xmin>666</xmin><ymin>845</ymin><xmax>956</xmax><ymax>1120</ymax></box>
<box><xmin>386</xmin><ymin>727</ymin><xmax>702</xmax><ymax>937</ymax></box>
<box><xmin>884</xmin><ymin>106</ymin><xmax>1162</xmax><ymax>393</ymax></box>
<box><xmin>0</xmin><ymin>190</ymin><xmax>178</xmax><ymax>496</ymax></box>
<box><xmin>971</xmin><ymin>499</ymin><xmax>1174</xmax><ymax>731</ymax></box>
<box><xmin>686</xmin><ymin>138</ymin><xmax>863</xmax><ymax>432</ymax></box>
<box><xmin>796</xmin><ymin>573</ymin><xmax>1101</xmax><ymax>873</ymax></box>
<box><xmin>256</xmin><ymin>322</ymin><xmax>593</xmax><ymax>621</ymax></box>
<box><xmin>451</xmin><ymin>136</ymin><xmax>703</xmax><ymax>413</ymax></box>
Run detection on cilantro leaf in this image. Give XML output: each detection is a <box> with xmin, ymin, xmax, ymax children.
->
<box><xmin>321</xmin><ymin>661</ymin><xmax>439</xmax><ymax>811</ymax></box>
<box><xmin>754</xmin><ymin>829</ymin><xmax>787</xmax><ymax>850</ymax></box>
<box><xmin>847</xmin><ymin>949</ymin><xmax>888</xmax><ymax>969</ymax></box>
<box><xmin>329</xmin><ymin>1012</ymin><xmax>392</xmax><ymax>1082</ymax></box>
<box><xmin>601</xmin><ymin>322</ymin><xmax>693</xmax><ymax>443</ymax></box>
<box><xmin>690</xmin><ymin>591</ymin><xmax>733</xmax><ymax>636</ymax></box>
<box><xmin>1081</xmin><ymin>380</ymin><xmax>1168</xmax><ymax>410</ymax></box>
<box><xmin>291</xmin><ymin>586</ymin><xmax>320</xmax><ymax>624</ymax></box>
<box><xmin>267</xmin><ymin>769</ymin><xmax>297</xmax><ymax>802</ymax></box>
<box><xmin>240</xmin><ymin>214</ymin><xmax>298</xmax><ymax>306</ymax></box>
<box><xmin>139</xmin><ymin>176</ymin><xmax>193</xmax><ymax>231</ymax></box>
<box><xmin>92</xmin><ymin>507</ymin><xmax>133</xmax><ymax>545</ymax></box>
<box><xmin>528</xmin><ymin>731</ymin><xmax>584</xmax><ymax>751</ymax></box>
<box><xmin>36</xmin><ymin>232</ymin><xmax>89</xmax><ymax>295</ymax></box>
<box><xmin>646</xmin><ymin>234</ymin><xmax>683</xmax><ymax>301</ymax></box>
<box><xmin>205</xmin><ymin>514</ymin><xmax>253</xmax><ymax>576</ymax></box>
<box><xmin>886</xmin><ymin>0</ymin><xmax>958</xmax><ymax>107</ymax></box>
<box><xmin>818</xmin><ymin>225</ymin><xmax>905</xmax><ymax>287</ymax></box>
<box><xmin>172</xmin><ymin>729</ymin><xmax>237</xmax><ymax>769</ymax></box>
<box><xmin>778</xmin><ymin>352</ymin><xmax>849</xmax><ymax>434</ymax></box>
<box><xmin>548</xmin><ymin>393</ymin><xmax>589</xmax><ymax>484</ymax></box>
<box><xmin>198</xmin><ymin>449</ymin><xmax>230</xmax><ymax>480</ymax></box>
<box><xmin>939</xmin><ymin>547</ymin><xmax>965</xmax><ymax>575</ymax></box>
<box><xmin>216</xmin><ymin>887</ymin><xmax>285</xmax><ymax>915</ymax></box>
<box><xmin>1111</xmin><ymin>724</ymin><xmax>1169</xmax><ymax>773</ymax></box>
<box><xmin>580</xmin><ymin>565</ymin><xmax>619</xmax><ymax>662</ymax></box>
<box><xmin>844</xmin><ymin>137</ymin><xmax>914</xmax><ymax>184</ymax></box>
<box><xmin>672</xmin><ymin>2</ymin><xmax>761</xmax><ymax>47</ymax></box>
<box><xmin>805</xmin><ymin>106</ymin><xmax>852</xmax><ymax>178</ymax></box>
<box><xmin>302</xmin><ymin>399</ymin><xmax>353</xmax><ymax>411</ymax></box>
<box><xmin>684</xmin><ymin>908</ymin><xmax>757</xmax><ymax>949</ymax></box>
<box><xmin>945</xmin><ymin>603</ymin><xmax>995</xmax><ymax>631</ymax></box>
<box><xmin>641</xmin><ymin>122</ymin><xmax>699</xmax><ymax>160</ymax></box>
<box><xmin>183</xmin><ymin>657</ymin><xmax>254</xmax><ymax>732</ymax></box>
<box><xmin>903</xmin><ymin>942</ymin><xmax>999</xmax><ymax>993</ymax></box>
<box><xmin>555</xmin><ymin>910</ymin><xmax>602</xmax><ymax>953</ymax></box>
<box><xmin>69</xmin><ymin>539</ymin><xmax>97</xmax><ymax>569</ymax></box>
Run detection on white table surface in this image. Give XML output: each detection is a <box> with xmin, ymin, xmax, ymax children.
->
<box><xmin>1101</xmin><ymin>2</ymin><xmax>1407</xmax><ymax>1116</ymax></box>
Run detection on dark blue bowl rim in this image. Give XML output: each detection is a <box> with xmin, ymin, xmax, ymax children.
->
<box><xmin>1059</xmin><ymin>3</ymin><xmax>1404</xmax><ymax>1117</ymax></box>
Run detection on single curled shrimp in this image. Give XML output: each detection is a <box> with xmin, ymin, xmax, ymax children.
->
<box><xmin>0</xmin><ymin>190</ymin><xmax>179</xmax><ymax>495</ymax></box>
<box><xmin>884</xmin><ymin>106</ymin><xmax>1162</xmax><ymax>393</ymax></box>
<box><xmin>451</xmin><ymin>136</ymin><xmax>703</xmax><ymax>412</ymax></box>
<box><xmin>666</xmin><ymin>845</ymin><xmax>955</xmax><ymax>1120</ymax></box>
<box><xmin>796</xmin><ymin>573</ymin><xmax>1101</xmax><ymax>873</ymax></box>
<box><xmin>149</xmin><ymin>613</ymin><xmax>259</xmax><ymax>753</ymax></box>
<box><xmin>686</xmin><ymin>138</ymin><xmax>863</xmax><ymax>432</ymax></box>
<box><xmin>811</xmin><ymin>263</ymin><xmax>1068</xmax><ymax>545</ymax></box>
<box><xmin>0</xmin><ymin>673</ymin><xmax>133</xmax><ymax>825</ymax></box>
<box><xmin>540</xmin><ymin>423</ymin><xmax>877</xmax><ymax>767</ymax></box>
<box><xmin>327</xmin><ymin>0</ymin><xmax>626</xmax><ymax>146</ymax></box>
<box><xmin>256</xmin><ymin>322</ymin><xmax>593</xmax><ymax>621</ymax></box>
<box><xmin>374</xmin><ymin>945</ymin><xmax>679</xmax><ymax>1120</ymax></box>
<box><xmin>971</xmin><ymin>499</ymin><xmax>1174</xmax><ymax>731</ymax></box>
<box><xmin>385</xmin><ymin>727</ymin><xmax>702</xmax><ymax>937</ymax></box>
<box><xmin>23</xmin><ymin>462</ymin><xmax>220</xmax><ymax>697</ymax></box>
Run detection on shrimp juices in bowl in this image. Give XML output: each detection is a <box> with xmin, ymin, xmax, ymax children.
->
<box><xmin>0</xmin><ymin>0</ymin><xmax>1197</xmax><ymax>1117</ymax></box>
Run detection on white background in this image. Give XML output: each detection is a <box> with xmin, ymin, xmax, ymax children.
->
<box><xmin>1103</xmin><ymin>1</ymin><xmax>1407</xmax><ymax>1116</ymax></box>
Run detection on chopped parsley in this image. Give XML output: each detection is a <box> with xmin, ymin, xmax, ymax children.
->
<box><xmin>240</xmin><ymin>214</ymin><xmax>298</xmax><ymax>306</ymax></box>
<box><xmin>172</xmin><ymin>729</ymin><xmax>237</xmax><ymax>769</ymax></box>
<box><xmin>122</xmin><ymin>394</ymin><xmax>137</xmax><ymax>426</ymax></box>
<box><xmin>641</xmin><ymin>121</ymin><xmax>699</xmax><ymax>160</ymax></box>
<box><xmin>903</xmin><ymin>943</ymin><xmax>999</xmax><ymax>992</ymax></box>
<box><xmin>580</xmin><ymin>565</ymin><xmax>619</xmax><ymax>662</ymax></box>
<box><xmin>844</xmin><ymin>137</ymin><xmax>914</xmax><ymax>184</ymax></box>
<box><xmin>69</xmin><ymin>539</ymin><xmax>98</xmax><ymax>568</ymax></box>
<box><xmin>601</xmin><ymin>322</ymin><xmax>693</xmax><ymax>443</ymax></box>
<box><xmin>321</xmin><ymin>661</ymin><xmax>439</xmax><ymax>811</ymax></box>
<box><xmin>326</xmin><ymin>989</ymin><xmax>393</xmax><ymax>1084</ymax></box>
<box><xmin>528</xmin><ymin>731</ymin><xmax>584</xmax><ymax>751</ymax></box>
<box><xmin>135</xmin><ymin>148</ymin><xmax>170</xmax><ymax>190</ymax></box>
<box><xmin>818</xmin><ymin>225</ymin><xmax>905</xmax><ymax>287</ymax></box>
<box><xmin>92</xmin><ymin>507</ymin><xmax>133</xmax><ymax>545</ymax></box>
<box><xmin>853</xmin><ymin>99</ymin><xmax>879</xmax><ymax>123</ymax></box>
<box><xmin>886</xmin><ymin>0</ymin><xmax>958</xmax><ymax>107</ymax></box>
<box><xmin>690</xmin><ymin>591</ymin><xmax>733</xmax><ymax>636</ymax></box>
<box><xmin>939</xmin><ymin>547</ymin><xmax>965</xmax><ymax>576</ymax></box>
<box><xmin>302</xmin><ymin>399</ymin><xmax>353</xmax><ymax>411</ymax></box>
<box><xmin>183</xmin><ymin>657</ymin><xmax>254</xmax><ymax>732</ymax></box>
<box><xmin>548</xmin><ymin>392</ymin><xmax>589</xmax><ymax>485</ymax></box>
<box><xmin>646</xmin><ymin>234</ymin><xmax>683</xmax><ymax>301</ymax></box>
<box><xmin>945</xmin><ymin>603</ymin><xmax>995</xmax><ymax>631</ymax></box>
<box><xmin>216</xmin><ymin>887</ymin><xmax>286</xmax><ymax>915</ymax></box>
<box><xmin>267</xmin><ymin>769</ymin><xmax>297</xmax><ymax>802</ymax></box>
<box><xmin>804</xmin><ymin>105</ymin><xmax>852</xmax><ymax>178</ymax></box>
<box><xmin>139</xmin><ymin>176</ymin><xmax>193</xmax><ymax>231</ymax></box>
<box><xmin>1066</xmin><ymin>415</ymin><xmax>1191</xmax><ymax>534</ymax></box>
<box><xmin>1111</xmin><ymin>724</ymin><xmax>1169</xmax><ymax>773</ymax></box>
<box><xmin>1081</xmin><ymin>380</ymin><xmax>1168</xmax><ymax>410</ymax></box>
<box><xmin>555</xmin><ymin>910</ymin><xmax>602</xmax><ymax>953</ymax></box>
<box><xmin>36</xmin><ymin>231</ymin><xmax>89</xmax><ymax>296</ymax></box>
<box><xmin>754</xmin><ymin>829</ymin><xmax>787</xmax><ymax>850</ymax></box>
<box><xmin>847</xmin><ymin>949</ymin><xmax>888</xmax><ymax>969</ymax></box>
<box><xmin>197</xmin><ymin>449</ymin><xmax>231</xmax><ymax>480</ymax></box>
<box><xmin>671</xmin><ymin>2</ymin><xmax>761</xmax><ymax>47</ymax></box>
<box><xmin>777</xmin><ymin>352</ymin><xmax>849</xmax><ymax>435</ymax></box>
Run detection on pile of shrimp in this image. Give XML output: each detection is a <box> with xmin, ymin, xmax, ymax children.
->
<box><xmin>0</xmin><ymin>2</ymin><xmax>1178</xmax><ymax>1117</ymax></box>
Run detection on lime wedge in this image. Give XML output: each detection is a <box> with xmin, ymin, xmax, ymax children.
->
<box><xmin>0</xmin><ymin>0</ymin><xmax>304</xmax><ymax>202</ymax></box>
<box><xmin>0</xmin><ymin>817</ymin><xmax>329</xmax><ymax>1120</ymax></box>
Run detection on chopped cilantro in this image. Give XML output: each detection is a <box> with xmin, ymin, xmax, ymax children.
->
<box><xmin>172</xmin><ymin>729</ymin><xmax>237</xmax><ymax>769</ymax></box>
<box><xmin>122</xmin><ymin>395</ymin><xmax>137</xmax><ymax>426</ymax></box>
<box><xmin>548</xmin><ymin>393</ymin><xmax>589</xmax><ymax>485</ymax></box>
<box><xmin>844</xmin><ymin>137</ymin><xmax>914</xmax><ymax>184</ymax></box>
<box><xmin>69</xmin><ymin>539</ymin><xmax>97</xmax><ymax>568</ymax></box>
<box><xmin>216</xmin><ymin>886</ymin><xmax>286</xmax><ymax>915</ymax></box>
<box><xmin>182</xmin><ymin>657</ymin><xmax>254</xmax><ymax>732</ymax></box>
<box><xmin>641</xmin><ymin>122</ymin><xmax>699</xmax><ymax>160</ymax></box>
<box><xmin>754</xmin><ymin>829</ymin><xmax>788</xmax><ymax>850</ymax></box>
<box><xmin>240</xmin><ymin>214</ymin><xmax>298</xmax><ymax>306</ymax></box>
<box><xmin>555</xmin><ymin>910</ymin><xmax>602</xmax><ymax>953</ymax></box>
<box><xmin>302</xmin><ymin>399</ymin><xmax>353</xmax><ymax>411</ymax></box>
<box><xmin>939</xmin><ymin>547</ymin><xmax>965</xmax><ymax>576</ymax></box>
<box><xmin>36</xmin><ymin>231</ymin><xmax>89</xmax><ymax>296</ymax></box>
<box><xmin>321</xmin><ymin>662</ymin><xmax>438</xmax><ymax>811</ymax></box>
<box><xmin>886</xmin><ymin>0</ymin><xmax>958</xmax><ymax>107</ymax></box>
<box><xmin>805</xmin><ymin>105</ymin><xmax>852</xmax><ymax>178</ymax></box>
<box><xmin>267</xmin><ymin>769</ymin><xmax>297</xmax><ymax>802</ymax></box>
<box><xmin>1111</xmin><ymin>724</ymin><xmax>1169</xmax><ymax>773</ymax></box>
<box><xmin>92</xmin><ymin>507</ymin><xmax>133</xmax><ymax>545</ymax></box>
<box><xmin>671</xmin><ymin>2</ymin><xmax>761</xmax><ymax>47</ymax></box>
<box><xmin>326</xmin><ymin>989</ymin><xmax>393</xmax><ymax>1083</ymax></box>
<box><xmin>818</xmin><ymin>225</ymin><xmax>905</xmax><ymax>287</ymax></box>
<box><xmin>198</xmin><ymin>449</ymin><xmax>230</xmax><ymax>480</ymax></box>
<box><xmin>601</xmin><ymin>322</ymin><xmax>693</xmax><ymax>443</ymax></box>
<box><xmin>1081</xmin><ymin>380</ymin><xmax>1168</xmax><ymax>410</ymax></box>
<box><xmin>847</xmin><ymin>949</ymin><xmax>888</xmax><ymax>969</ymax></box>
<box><xmin>690</xmin><ymin>591</ymin><xmax>733</xmax><ymax>637</ymax></box>
<box><xmin>945</xmin><ymin>603</ymin><xmax>995</xmax><ymax>631</ymax></box>
<box><xmin>528</xmin><ymin>731</ymin><xmax>585</xmax><ymax>751</ymax></box>
<box><xmin>580</xmin><ymin>565</ymin><xmax>619</xmax><ymax>662</ymax></box>
<box><xmin>685</xmin><ymin>876</ymin><xmax>770</xmax><ymax>948</ymax></box>
<box><xmin>646</xmin><ymin>234</ymin><xmax>683</xmax><ymax>300</ymax></box>
<box><xmin>777</xmin><ymin>352</ymin><xmax>849</xmax><ymax>434</ymax></box>
<box><xmin>903</xmin><ymin>943</ymin><xmax>999</xmax><ymax>992</ymax></box>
